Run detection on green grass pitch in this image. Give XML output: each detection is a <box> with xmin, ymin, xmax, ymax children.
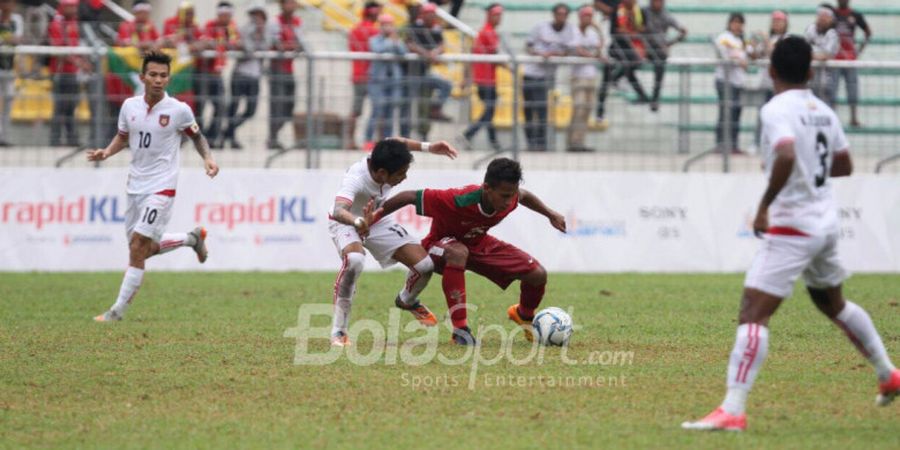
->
<box><xmin>1</xmin><ymin>272</ymin><xmax>898</xmax><ymax>449</ymax></box>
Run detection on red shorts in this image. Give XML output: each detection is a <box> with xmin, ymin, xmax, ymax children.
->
<box><xmin>425</xmin><ymin>235</ymin><xmax>540</xmax><ymax>289</ymax></box>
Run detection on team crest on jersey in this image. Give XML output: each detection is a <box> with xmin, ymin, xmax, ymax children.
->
<box><xmin>159</xmin><ymin>114</ymin><xmax>170</xmax><ymax>127</ymax></box>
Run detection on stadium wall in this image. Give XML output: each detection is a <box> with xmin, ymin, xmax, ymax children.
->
<box><xmin>1</xmin><ymin>168</ymin><xmax>897</xmax><ymax>273</ymax></box>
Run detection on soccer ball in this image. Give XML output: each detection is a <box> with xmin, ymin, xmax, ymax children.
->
<box><xmin>532</xmin><ymin>307</ymin><xmax>573</xmax><ymax>346</ymax></box>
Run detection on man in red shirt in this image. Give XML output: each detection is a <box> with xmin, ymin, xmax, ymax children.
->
<box><xmin>116</xmin><ymin>1</ymin><xmax>159</xmax><ymax>51</ymax></box>
<box><xmin>269</xmin><ymin>0</ymin><xmax>303</xmax><ymax>151</ymax></box>
<box><xmin>375</xmin><ymin>158</ymin><xmax>567</xmax><ymax>345</ymax></box>
<box><xmin>460</xmin><ymin>3</ymin><xmax>502</xmax><ymax>152</ymax></box>
<box><xmin>199</xmin><ymin>1</ymin><xmax>241</xmax><ymax>148</ymax></box>
<box><xmin>47</xmin><ymin>0</ymin><xmax>88</xmax><ymax>147</ymax></box>
<box><xmin>833</xmin><ymin>0</ymin><xmax>871</xmax><ymax>127</ymax></box>
<box><xmin>347</xmin><ymin>1</ymin><xmax>382</xmax><ymax>150</ymax></box>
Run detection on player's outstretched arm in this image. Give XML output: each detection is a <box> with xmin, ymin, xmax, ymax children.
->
<box><xmin>754</xmin><ymin>142</ymin><xmax>796</xmax><ymax>237</ymax></box>
<box><xmin>190</xmin><ymin>132</ymin><xmax>219</xmax><ymax>178</ymax></box>
<box><xmin>332</xmin><ymin>198</ymin><xmax>375</xmax><ymax>237</ymax></box>
<box><xmin>519</xmin><ymin>189</ymin><xmax>566</xmax><ymax>233</ymax></box>
<box><xmin>371</xmin><ymin>190</ymin><xmax>417</xmax><ymax>223</ymax></box>
<box><xmin>86</xmin><ymin>133</ymin><xmax>129</xmax><ymax>162</ymax></box>
<box><xmin>390</xmin><ymin>137</ymin><xmax>459</xmax><ymax>160</ymax></box>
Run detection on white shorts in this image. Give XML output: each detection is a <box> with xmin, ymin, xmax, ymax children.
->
<box><xmin>328</xmin><ymin>218</ymin><xmax>419</xmax><ymax>268</ymax></box>
<box><xmin>744</xmin><ymin>232</ymin><xmax>848</xmax><ymax>298</ymax></box>
<box><xmin>125</xmin><ymin>193</ymin><xmax>175</xmax><ymax>243</ymax></box>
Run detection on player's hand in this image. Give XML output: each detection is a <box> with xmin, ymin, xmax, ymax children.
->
<box><xmin>428</xmin><ymin>141</ymin><xmax>459</xmax><ymax>159</ymax></box>
<box><xmin>549</xmin><ymin>211</ymin><xmax>567</xmax><ymax>233</ymax></box>
<box><xmin>204</xmin><ymin>158</ymin><xmax>219</xmax><ymax>178</ymax></box>
<box><xmin>753</xmin><ymin>207</ymin><xmax>769</xmax><ymax>238</ymax></box>
<box><xmin>86</xmin><ymin>148</ymin><xmax>107</xmax><ymax>162</ymax></box>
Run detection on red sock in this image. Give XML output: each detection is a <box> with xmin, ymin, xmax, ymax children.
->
<box><xmin>518</xmin><ymin>282</ymin><xmax>545</xmax><ymax>320</ymax></box>
<box><xmin>442</xmin><ymin>264</ymin><xmax>467</xmax><ymax>329</ymax></box>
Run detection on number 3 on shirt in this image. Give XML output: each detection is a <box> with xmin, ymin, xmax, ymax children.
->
<box><xmin>814</xmin><ymin>131</ymin><xmax>829</xmax><ymax>188</ymax></box>
<box><xmin>138</xmin><ymin>131</ymin><xmax>152</xmax><ymax>149</ymax></box>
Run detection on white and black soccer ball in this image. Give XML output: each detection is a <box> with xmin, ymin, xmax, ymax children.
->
<box><xmin>532</xmin><ymin>307</ymin><xmax>573</xmax><ymax>346</ymax></box>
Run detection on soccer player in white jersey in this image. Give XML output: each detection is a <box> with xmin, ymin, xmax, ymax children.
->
<box><xmin>87</xmin><ymin>52</ymin><xmax>220</xmax><ymax>322</ymax></box>
<box><xmin>682</xmin><ymin>36</ymin><xmax>898</xmax><ymax>432</ymax></box>
<box><xmin>328</xmin><ymin>137</ymin><xmax>458</xmax><ymax>346</ymax></box>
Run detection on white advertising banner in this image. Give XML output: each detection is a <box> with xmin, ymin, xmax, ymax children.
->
<box><xmin>1</xmin><ymin>168</ymin><xmax>897</xmax><ymax>273</ymax></box>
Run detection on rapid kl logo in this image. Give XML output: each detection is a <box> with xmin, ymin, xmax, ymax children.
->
<box><xmin>2</xmin><ymin>196</ymin><xmax>126</xmax><ymax>229</ymax></box>
<box><xmin>194</xmin><ymin>196</ymin><xmax>316</xmax><ymax>230</ymax></box>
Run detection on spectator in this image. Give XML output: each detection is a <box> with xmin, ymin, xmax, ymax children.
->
<box><xmin>20</xmin><ymin>0</ymin><xmax>45</xmax><ymax>45</ymax></box>
<box><xmin>364</xmin><ymin>14</ymin><xmax>407</xmax><ymax>149</ymax></box>
<box><xmin>713</xmin><ymin>12</ymin><xmax>754</xmax><ymax>154</ymax></box>
<box><xmin>643</xmin><ymin>0</ymin><xmax>686</xmax><ymax>112</ymax></box>
<box><xmin>459</xmin><ymin>2</ymin><xmax>503</xmax><ymax>152</ymax></box>
<box><xmin>405</xmin><ymin>2</ymin><xmax>453</xmax><ymax>140</ymax></box>
<box><xmin>47</xmin><ymin>0</ymin><xmax>88</xmax><ymax>147</ymax></box>
<box><xmin>347</xmin><ymin>1</ymin><xmax>382</xmax><ymax>150</ymax></box>
<box><xmin>0</xmin><ymin>0</ymin><xmax>22</xmax><ymax>147</ymax></box>
<box><xmin>595</xmin><ymin>0</ymin><xmax>650</xmax><ymax>124</ymax></box>
<box><xmin>523</xmin><ymin>3</ymin><xmax>575</xmax><ymax>152</ymax></box>
<box><xmin>805</xmin><ymin>6</ymin><xmax>839</xmax><ymax>107</ymax></box>
<box><xmin>833</xmin><ymin>0</ymin><xmax>871</xmax><ymax>127</ymax></box>
<box><xmin>760</xmin><ymin>10</ymin><xmax>789</xmax><ymax>101</ymax></box>
<box><xmin>223</xmin><ymin>3</ymin><xmax>277</xmax><ymax>150</ymax></box>
<box><xmin>200</xmin><ymin>1</ymin><xmax>241</xmax><ymax>149</ymax></box>
<box><xmin>162</xmin><ymin>1</ymin><xmax>206</xmax><ymax>110</ymax></box>
<box><xmin>567</xmin><ymin>5</ymin><xmax>602</xmax><ymax>153</ymax></box>
<box><xmin>268</xmin><ymin>0</ymin><xmax>303</xmax><ymax>151</ymax></box>
<box><xmin>116</xmin><ymin>1</ymin><xmax>159</xmax><ymax>52</ymax></box>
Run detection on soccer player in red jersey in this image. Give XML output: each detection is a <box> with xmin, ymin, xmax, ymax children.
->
<box><xmin>374</xmin><ymin>158</ymin><xmax>567</xmax><ymax>345</ymax></box>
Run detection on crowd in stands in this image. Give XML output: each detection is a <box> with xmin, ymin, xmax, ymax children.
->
<box><xmin>0</xmin><ymin>0</ymin><xmax>878</xmax><ymax>153</ymax></box>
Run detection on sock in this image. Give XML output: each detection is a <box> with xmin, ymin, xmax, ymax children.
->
<box><xmin>442</xmin><ymin>264</ymin><xmax>467</xmax><ymax>329</ymax></box>
<box><xmin>834</xmin><ymin>300</ymin><xmax>897</xmax><ymax>381</ymax></box>
<box><xmin>110</xmin><ymin>266</ymin><xmax>144</xmax><ymax>317</ymax></box>
<box><xmin>331</xmin><ymin>252</ymin><xmax>364</xmax><ymax>336</ymax></box>
<box><xmin>518</xmin><ymin>282</ymin><xmax>545</xmax><ymax>319</ymax></box>
<box><xmin>721</xmin><ymin>323</ymin><xmax>769</xmax><ymax>416</ymax></box>
<box><xmin>398</xmin><ymin>256</ymin><xmax>434</xmax><ymax>306</ymax></box>
<box><xmin>157</xmin><ymin>232</ymin><xmax>195</xmax><ymax>255</ymax></box>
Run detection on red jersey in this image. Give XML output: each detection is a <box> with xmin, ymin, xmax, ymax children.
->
<box><xmin>200</xmin><ymin>19</ymin><xmax>240</xmax><ymax>73</ymax></box>
<box><xmin>416</xmin><ymin>185</ymin><xmax>519</xmax><ymax>248</ymax></box>
<box><xmin>162</xmin><ymin>15</ymin><xmax>203</xmax><ymax>44</ymax></box>
<box><xmin>616</xmin><ymin>4</ymin><xmax>646</xmax><ymax>59</ymax></box>
<box><xmin>834</xmin><ymin>8</ymin><xmax>868</xmax><ymax>61</ymax></box>
<box><xmin>47</xmin><ymin>15</ymin><xmax>80</xmax><ymax>74</ymax></box>
<box><xmin>471</xmin><ymin>23</ymin><xmax>499</xmax><ymax>86</ymax></box>
<box><xmin>116</xmin><ymin>20</ymin><xmax>160</xmax><ymax>47</ymax></box>
<box><xmin>274</xmin><ymin>14</ymin><xmax>302</xmax><ymax>74</ymax></box>
<box><xmin>349</xmin><ymin>19</ymin><xmax>379</xmax><ymax>84</ymax></box>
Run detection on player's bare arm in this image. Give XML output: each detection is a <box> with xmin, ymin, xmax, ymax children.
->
<box><xmin>370</xmin><ymin>190</ymin><xmax>417</xmax><ymax>224</ymax></box>
<box><xmin>754</xmin><ymin>141</ymin><xmax>796</xmax><ymax>237</ymax></box>
<box><xmin>190</xmin><ymin>132</ymin><xmax>219</xmax><ymax>178</ymax></box>
<box><xmin>86</xmin><ymin>133</ymin><xmax>129</xmax><ymax>162</ymax></box>
<box><xmin>390</xmin><ymin>137</ymin><xmax>459</xmax><ymax>159</ymax></box>
<box><xmin>519</xmin><ymin>189</ymin><xmax>567</xmax><ymax>233</ymax></box>
<box><xmin>332</xmin><ymin>198</ymin><xmax>376</xmax><ymax>237</ymax></box>
<box><xmin>831</xmin><ymin>150</ymin><xmax>853</xmax><ymax>177</ymax></box>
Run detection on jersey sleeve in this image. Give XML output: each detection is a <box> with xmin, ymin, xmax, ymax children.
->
<box><xmin>415</xmin><ymin>188</ymin><xmax>453</xmax><ymax>218</ymax></box>
<box><xmin>116</xmin><ymin>103</ymin><xmax>129</xmax><ymax>136</ymax></box>
<box><xmin>833</xmin><ymin>120</ymin><xmax>850</xmax><ymax>154</ymax></box>
<box><xmin>176</xmin><ymin>103</ymin><xmax>200</xmax><ymax>137</ymax></box>
<box><xmin>760</xmin><ymin>106</ymin><xmax>795</xmax><ymax>149</ymax></box>
<box><xmin>334</xmin><ymin>174</ymin><xmax>363</xmax><ymax>205</ymax></box>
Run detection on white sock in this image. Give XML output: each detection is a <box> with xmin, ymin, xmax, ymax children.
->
<box><xmin>721</xmin><ymin>323</ymin><xmax>769</xmax><ymax>415</ymax></box>
<box><xmin>834</xmin><ymin>300</ymin><xmax>896</xmax><ymax>381</ymax></box>
<box><xmin>397</xmin><ymin>256</ymin><xmax>434</xmax><ymax>306</ymax></box>
<box><xmin>157</xmin><ymin>232</ymin><xmax>195</xmax><ymax>255</ymax></box>
<box><xmin>332</xmin><ymin>252</ymin><xmax>365</xmax><ymax>336</ymax></box>
<box><xmin>110</xmin><ymin>266</ymin><xmax>144</xmax><ymax>317</ymax></box>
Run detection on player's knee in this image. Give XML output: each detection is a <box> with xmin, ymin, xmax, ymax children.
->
<box><xmin>128</xmin><ymin>236</ymin><xmax>152</xmax><ymax>260</ymax></box>
<box><xmin>344</xmin><ymin>252</ymin><xmax>366</xmax><ymax>277</ymax></box>
<box><xmin>443</xmin><ymin>244</ymin><xmax>469</xmax><ymax>266</ymax></box>
<box><xmin>525</xmin><ymin>265</ymin><xmax>547</xmax><ymax>286</ymax></box>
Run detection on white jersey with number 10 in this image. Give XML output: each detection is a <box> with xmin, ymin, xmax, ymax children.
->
<box><xmin>759</xmin><ymin>89</ymin><xmax>850</xmax><ymax>236</ymax></box>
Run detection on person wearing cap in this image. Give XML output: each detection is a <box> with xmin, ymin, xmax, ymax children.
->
<box><xmin>805</xmin><ymin>6</ymin><xmax>839</xmax><ymax>107</ymax></box>
<box><xmin>364</xmin><ymin>13</ymin><xmax>407</xmax><ymax>149</ymax></box>
<box><xmin>459</xmin><ymin>3</ymin><xmax>503</xmax><ymax>152</ymax></box>
<box><xmin>347</xmin><ymin>1</ymin><xmax>382</xmax><ymax>150</ymax></box>
<box><xmin>643</xmin><ymin>0</ymin><xmax>686</xmax><ymax>112</ymax></box>
<box><xmin>268</xmin><ymin>0</ymin><xmax>303</xmax><ymax>151</ymax></box>
<box><xmin>199</xmin><ymin>1</ymin><xmax>242</xmax><ymax>148</ymax></box>
<box><xmin>116</xmin><ymin>1</ymin><xmax>159</xmax><ymax>51</ymax></box>
<box><xmin>404</xmin><ymin>2</ymin><xmax>453</xmax><ymax>139</ymax></box>
<box><xmin>833</xmin><ymin>0</ymin><xmax>872</xmax><ymax>127</ymax></box>
<box><xmin>0</xmin><ymin>0</ymin><xmax>22</xmax><ymax>146</ymax></box>
<box><xmin>713</xmin><ymin>12</ymin><xmax>757</xmax><ymax>154</ymax></box>
<box><xmin>522</xmin><ymin>3</ymin><xmax>576</xmax><ymax>152</ymax></box>
<box><xmin>47</xmin><ymin>0</ymin><xmax>88</xmax><ymax>147</ymax></box>
<box><xmin>223</xmin><ymin>3</ymin><xmax>278</xmax><ymax>150</ymax></box>
<box><xmin>566</xmin><ymin>5</ymin><xmax>602</xmax><ymax>152</ymax></box>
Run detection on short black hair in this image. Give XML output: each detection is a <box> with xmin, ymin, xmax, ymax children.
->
<box><xmin>370</xmin><ymin>139</ymin><xmax>413</xmax><ymax>174</ymax></box>
<box><xmin>141</xmin><ymin>51</ymin><xmax>171</xmax><ymax>74</ymax></box>
<box><xmin>485</xmin><ymin>2</ymin><xmax>501</xmax><ymax>12</ymax></box>
<box><xmin>552</xmin><ymin>3</ymin><xmax>570</xmax><ymax>14</ymax></box>
<box><xmin>771</xmin><ymin>35</ymin><xmax>812</xmax><ymax>84</ymax></box>
<box><xmin>364</xmin><ymin>1</ymin><xmax>381</xmax><ymax>8</ymax></box>
<box><xmin>484</xmin><ymin>158</ymin><xmax>522</xmax><ymax>187</ymax></box>
<box><xmin>727</xmin><ymin>12</ymin><xmax>745</xmax><ymax>25</ymax></box>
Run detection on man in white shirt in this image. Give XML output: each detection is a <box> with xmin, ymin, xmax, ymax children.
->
<box><xmin>88</xmin><ymin>52</ymin><xmax>220</xmax><ymax>322</ymax></box>
<box><xmin>328</xmin><ymin>137</ymin><xmax>458</xmax><ymax>346</ymax></box>
<box><xmin>683</xmin><ymin>36</ymin><xmax>899</xmax><ymax>432</ymax></box>
<box><xmin>567</xmin><ymin>5</ymin><xmax>601</xmax><ymax>152</ymax></box>
<box><xmin>713</xmin><ymin>12</ymin><xmax>755</xmax><ymax>154</ymax></box>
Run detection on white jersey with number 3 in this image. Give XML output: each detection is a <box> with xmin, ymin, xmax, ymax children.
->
<box><xmin>759</xmin><ymin>89</ymin><xmax>850</xmax><ymax>236</ymax></box>
<box><xmin>117</xmin><ymin>93</ymin><xmax>200</xmax><ymax>195</ymax></box>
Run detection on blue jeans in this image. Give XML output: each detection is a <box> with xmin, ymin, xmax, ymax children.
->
<box><xmin>366</xmin><ymin>79</ymin><xmax>401</xmax><ymax>141</ymax></box>
<box><xmin>715</xmin><ymin>79</ymin><xmax>742</xmax><ymax>151</ymax></box>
